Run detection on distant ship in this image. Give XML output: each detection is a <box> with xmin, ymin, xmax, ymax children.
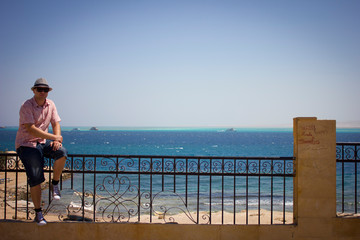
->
<box><xmin>71</xmin><ymin>128</ymin><xmax>80</xmax><ymax>131</ymax></box>
<box><xmin>0</xmin><ymin>126</ymin><xmax>5</xmax><ymax>129</ymax></box>
<box><xmin>90</xmin><ymin>127</ymin><xmax>99</xmax><ymax>131</ymax></box>
<box><xmin>226</xmin><ymin>128</ymin><xmax>236</xmax><ymax>132</ymax></box>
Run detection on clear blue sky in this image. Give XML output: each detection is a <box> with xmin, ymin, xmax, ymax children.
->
<box><xmin>1</xmin><ymin>0</ymin><xmax>359</xmax><ymax>127</ymax></box>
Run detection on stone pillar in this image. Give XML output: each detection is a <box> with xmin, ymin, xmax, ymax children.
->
<box><xmin>293</xmin><ymin>117</ymin><xmax>336</xmax><ymax>238</ymax></box>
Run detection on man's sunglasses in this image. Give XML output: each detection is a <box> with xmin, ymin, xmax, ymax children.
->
<box><xmin>36</xmin><ymin>88</ymin><xmax>50</xmax><ymax>93</ymax></box>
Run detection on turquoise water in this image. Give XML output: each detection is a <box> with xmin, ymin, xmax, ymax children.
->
<box><xmin>1</xmin><ymin>127</ymin><xmax>359</xmax><ymax>157</ymax></box>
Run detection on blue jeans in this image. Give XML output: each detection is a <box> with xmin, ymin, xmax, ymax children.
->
<box><xmin>16</xmin><ymin>140</ymin><xmax>67</xmax><ymax>187</ymax></box>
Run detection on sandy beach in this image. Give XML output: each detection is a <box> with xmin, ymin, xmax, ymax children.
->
<box><xmin>136</xmin><ymin>209</ymin><xmax>293</xmax><ymax>225</ymax></box>
<box><xmin>2</xmin><ymin>203</ymin><xmax>293</xmax><ymax>225</ymax></box>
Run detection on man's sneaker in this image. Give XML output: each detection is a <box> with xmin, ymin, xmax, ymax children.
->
<box><xmin>35</xmin><ymin>211</ymin><xmax>47</xmax><ymax>226</ymax></box>
<box><xmin>52</xmin><ymin>184</ymin><xmax>61</xmax><ymax>200</ymax></box>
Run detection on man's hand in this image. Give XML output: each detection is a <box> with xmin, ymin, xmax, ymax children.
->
<box><xmin>50</xmin><ymin>140</ymin><xmax>63</xmax><ymax>151</ymax></box>
<box><xmin>54</xmin><ymin>135</ymin><xmax>63</xmax><ymax>143</ymax></box>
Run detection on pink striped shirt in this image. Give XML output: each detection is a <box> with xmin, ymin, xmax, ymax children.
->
<box><xmin>15</xmin><ymin>97</ymin><xmax>61</xmax><ymax>149</ymax></box>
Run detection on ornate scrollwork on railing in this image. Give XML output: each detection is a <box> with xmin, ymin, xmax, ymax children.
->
<box><xmin>261</xmin><ymin>161</ymin><xmax>272</xmax><ymax>174</ymax></box>
<box><xmin>336</xmin><ymin>145</ymin><xmax>343</xmax><ymax>160</ymax></box>
<box><xmin>344</xmin><ymin>146</ymin><xmax>358</xmax><ymax>161</ymax></box>
<box><xmin>343</xmin><ymin>146</ymin><xmax>356</xmax><ymax>161</ymax></box>
<box><xmin>84</xmin><ymin>158</ymin><xmax>95</xmax><ymax>171</ymax></box>
<box><xmin>285</xmin><ymin>160</ymin><xmax>294</xmax><ymax>175</ymax></box>
<box><xmin>96</xmin><ymin>157</ymin><xmax>137</xmax><ymax>172</ymax></box>
<box><xmin>336</xmin><ymin>144</ymin><xmax>360</xmax><ymax>161</ymax></box>
<box><xmin>73</xmin><ymin>157</ymin><xmax>86</xmax><ymax>171</ymax></box>
<box><xmin>93</xmin><ymin>174</ymin><xmax>208</xmax><ymax>223</ymax></box>
<box><xmin>95</xmin><ymin>175</ymin><xmax>139</xmax><ymax>222</ymax></box>
<box><xmin>273</xmin><ymin>161</ymin><xmax>284</xmax><ymax>174</ymax></box>
<box><xmin>151</xmin><ymin>190</ymin><xmax>210</xmax><ymax>224</ymax></box>
<box><xmin>175</xmin><ymin>159</ymin><xmax>186</xmax><ymax>173</ymax></box>
<box><xmin>164</xmin><ymin>158</ymin><xmax>175</xmax><ymax>173</ymax></box>
<box><xmin>236</xmin><ymin>160</ymin><xmax>247</xmax><ymax>174</ymax></box>
<box><xmin>200</xmin><ymin>159</ymin><xmax>211</xmax><ymax>174</ymax></box>
<box><xmin>43</xmin><ymin>173</ymin><xmax>210</xmax><ymax>224</ymax></box>
<box><xmin>211</xmin><ymin>160</ymin><xmax>222</xmax><ymax>173</ymax></box>
<box><xmin>2</xmin><ymin>155</ymin><xmax>24</xmax><ymax>170</ymax></box>
<box><xmin>188</xmin><ymin>159</ymin><xmax>199</xmax><ymax>173</ymax></box>
<box><xmin>118</xmin><ymin>157</ymin><xmax>136</xmax><ymax>172</ymax></box>
<box><xmin>248</xmin><ymin>161</ymin><xmax>259</xmax><ymax>174</ymax></box>
<box><xmin>152</xmin><ymin>158</ymin><xmax>163</xmax><ymax>173</ymax></box>
<box><xmin>140</xmin><ymin>158</ymin><xmax>151</xmax><ymax>172</ymax></box>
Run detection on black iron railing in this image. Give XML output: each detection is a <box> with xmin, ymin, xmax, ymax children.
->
<box><xmin>0</xmin><ymin>153</ymin><xmax>294</xmax><ymax>224</ymax></box>
<box><xmin>336</xmin><ymin>142</ymin><xmax>360</xmax><ymax>214</ymax></box>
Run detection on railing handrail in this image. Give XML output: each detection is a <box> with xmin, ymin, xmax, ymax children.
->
<box><xmin>1</xmin><ymin>152</ymin><xmax>295</xmax><ymax>160</ymax></box>
<box><xmin>336</xmin><ymin>142</ymin><xmax>360</xmax><ymax>145</ymax></box>
<box><xmin>1</xmin><ymin>153</ymin><xmax>295</xmax><ymax>177</ymax></box>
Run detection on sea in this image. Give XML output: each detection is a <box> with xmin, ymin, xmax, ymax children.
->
<box><xmin>1</xmin><ymin>127</ymin><xmax>359</xmax><ymax>214</ymax></box>
<box><xmin>1</xmin><ymin>126</ymin><xmax>360</xmax><ymax>156</ymax></box>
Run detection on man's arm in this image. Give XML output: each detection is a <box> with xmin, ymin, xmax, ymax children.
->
<box><xmin>51</xmin><ymin>121</ymin><xmax>62</xmax><ymax>138</ymax></box>
<box><xmin>50</xmin><ymin>121</ymin><xmax>63</xmax><ymax>151</ymax></box>
<box><xmin>24</xmin><ymin>123</ymin><xmax>63</xmax><ymax>143</ymax></box>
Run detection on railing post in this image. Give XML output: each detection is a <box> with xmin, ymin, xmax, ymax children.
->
<box><xmin>293</xmin><ymin>117</ymin><xmax>336</xmax><ymax>237</ymax></box>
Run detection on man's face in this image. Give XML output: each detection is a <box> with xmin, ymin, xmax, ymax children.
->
<box><xmin>33</xmin><ymin>87</ymin><xmax>49</xmax><ymax>100</ymax></box>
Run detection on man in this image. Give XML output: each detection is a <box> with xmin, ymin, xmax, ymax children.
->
<box><xmin>15</xmin><ymin>78</ymin><xmax>67</xmax><ymax>226</ymax></box>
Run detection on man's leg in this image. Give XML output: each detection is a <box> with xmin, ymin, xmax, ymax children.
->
<box><xmin>30</xmin><ymin>184</ymin><xmax>42</xmax><ymax>209</ymax></box>
<box><xmin>31</xmin><ymin>185</ymin><xmax>47</xmax><ymax>226</ymax></box>
<box><xmin>42</xmin><ymin>140</ymin><xmax>67</xmax><ymax>179</ymax></box>
<box><xmin>42</xmin><ymin>141</ymin><xmax>68</xmax><ymax>200</ymax></box>
<box><xmin>52</xmin><ymin>154</ymin><xmax>67</xmax><ymax>200</ymax></box>
<box><xmin>51</xmin><ymin>156</ymin><xmax>66</xmax><ymax>200</ymax></box>
<box><xmin>17</xmin><ymin>146</ymin><xmax>47</xmax><ymax>225</ymax></box>
<box><xmin>53</xmin><ymin>156</ymin><xmax>66</xmax><ymax>181</ymax></box>
<box><xmin>17</xmin><ymin>147</ymin><xmax>45</xmax><ymax>207</ymax></box>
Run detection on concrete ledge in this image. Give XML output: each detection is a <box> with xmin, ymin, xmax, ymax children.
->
<box><xmin>333</xmin><ymin>217</ymin><xmax>360</xmax><ymax>239</ymax></box>
<box><xmin>0</xmin><ymin>222</ymin><xmax>296</xmax><ymax>240</ymax></box>
<box><xmin>2</xmin><ymin>218</ymin><xmax>360</xmax><ymax>240</ymax></box>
